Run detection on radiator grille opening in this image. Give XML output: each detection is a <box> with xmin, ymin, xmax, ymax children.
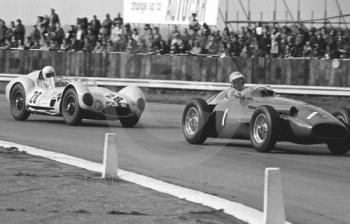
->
<box><xmin>312</xmin><ymin>124</ymin><xmax>346</xmax><ymax>138</ymax></box>
<box><xmin>103</xmin><ymin>106</ymin><xmax>131</xmax><ymax>117</ymax></box>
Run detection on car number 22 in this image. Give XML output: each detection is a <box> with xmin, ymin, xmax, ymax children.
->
<box><xmin>29</xmin><ymin>90</ymin><xmax>43</xmax><ymax>104</ymax></box>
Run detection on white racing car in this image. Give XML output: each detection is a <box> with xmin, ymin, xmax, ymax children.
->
<box><xmin>5</xmin><ymin>66</ymin><xmax>146</xmax><ymax>127</ymax></box>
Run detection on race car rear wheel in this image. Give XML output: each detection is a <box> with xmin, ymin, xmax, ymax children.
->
<box><xmin>250</xmin><ymin>105</ymin><xmax>280</xmax><ymax>152</ymax></box>
<box><xmin>182</xmin><ymin>98</ymin><xmax>210</xmax><ymax>144</ymax></box>
<box><xmin>120</xmin><ymin>115</ymin><xmax>139</xmax><ymax>128</ymax></box>
<box><xmin>61</xmin><ymin>88</ymin><xmax>82</xmax><ymax>125</ymax></box>
<box><xmin>327</xmin><ymin>108</ymin><xmax>350</xmax><ymax>154</ymax></box>
<box><xmin>10</xmin><ymin>84</ymin><xmax>30</xmax><ymax>121</ymax></box>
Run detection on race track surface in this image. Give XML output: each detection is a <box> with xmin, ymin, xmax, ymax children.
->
<box><xmin>0</xmin><ymin>95</ymin><xmax>349</xmax><ymax>224</ymax></box>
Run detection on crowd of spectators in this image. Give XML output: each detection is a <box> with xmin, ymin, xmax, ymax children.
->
<box><xmin>0</xmin><ymin>9</ymin><xmax>350</xmax><ymax>59</ymax></box>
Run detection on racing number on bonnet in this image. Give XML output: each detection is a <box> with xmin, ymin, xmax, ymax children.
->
<box><xmin>114</xmin><ymin>96</ymin><xmax>124</xmax><ymax>103</ymax></box>
<box><xmin>114</xmin><ymin>96</ymin><xmax>127</xmax><ymax>108</ymax></box>
<box><xmin>30</xmin><ymin>91</ymin><xmax>43</xmax><ymax>104</ymax></box>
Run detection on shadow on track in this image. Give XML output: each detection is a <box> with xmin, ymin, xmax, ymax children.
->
<box><xmin>21</xmin><ymin>118</ymin><xmax>178</xmax><ymax>129</ymax></box>
<box><xmin>201</xmin><ymin>140</ymin><xmax>350</xmax><ymax>156</ymax></box>
<box><xmin>22</xmin><ymin>119</ymin><xmax>114</xmax><ymax>128</ymax></box>
<box><xmin>272</xmin><ymin>147</ymin><xmax>350</xmax><ymax>157</ymax></box>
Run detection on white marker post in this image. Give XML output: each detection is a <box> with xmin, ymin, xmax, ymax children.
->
<box><xmin>263</xmin><ymin>168</ymin><xmax>286</xmax><ymax>224</ymax></box>
<box><xmin>102</xmin><ymin>133</ymin><xmax>118</xmax><ymax>179</ymax></box>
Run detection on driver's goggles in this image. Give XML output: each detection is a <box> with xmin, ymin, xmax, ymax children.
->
<box><xmin>45</xmin><ymin>72</ymin><xmax>55</xmax><ymax>78</ymax></box>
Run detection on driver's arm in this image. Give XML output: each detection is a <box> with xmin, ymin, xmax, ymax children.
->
<box><xmin>227</xmin><ymin>89</ymin><xmax>241</xmax><ymax>99</ymax></box>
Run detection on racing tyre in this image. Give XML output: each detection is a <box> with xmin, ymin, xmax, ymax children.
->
<box><xmin>182</xmin><ymin>98</ymin><xmax>210</xmax><ymax>144</ymax></box>
<box><xmin>10</xmin><ymin>84</ymin><xmax>30</xmax><ymax>120</ymax></box>
<box><xmin>249</xmin><ymin>105</ymin><xmax>280</xmax><ymax>152</ymax></box>
<box><xmin>327</xmin><ymin>108</ymin><xmax>350</xmax><ymax>154</ymax></box>
<box><xmin>120</xmin><ymin>115</ymin><xmax>139</xmax><ymax>128</ymax></box>
<box><xmin>61</xmin><ymin>88</ymin><xmax>82</xmax><ymax>125</ymax></box>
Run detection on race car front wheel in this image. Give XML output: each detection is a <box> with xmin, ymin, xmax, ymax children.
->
<box><xmin>250</xmin><ymin>105</ymin><xmax>280</xmax><ymax>152</ymax></box>
<box><xmin>327</xmin><ymin>108</ymin><xmax>350</xmax><ymax>154</ymax></box>
<box><xmin>120</xmin><ymin>115</ymin><xmax>139</xmax><ymax>128</ymax></box>
<box><xmin>10</xmin><ymin>84</ymin><xmax>30</xmax><ymax>121</ymax></box>
<box><xmin>182</xmin><ymin>98</ymin><xmax>210</xmax><ymax>144</ymax></box>
<box><xmin>61</xmin><ymin>88</ymin><xmax>82</xmax><ymax>125</ymax></box>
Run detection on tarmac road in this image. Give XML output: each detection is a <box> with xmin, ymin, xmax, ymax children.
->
<box><xmin>0</xmin><ymin>94</ymin><xmax>349</xmax><ymax>224</ymax></box>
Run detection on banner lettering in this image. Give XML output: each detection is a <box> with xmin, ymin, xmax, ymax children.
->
<box><xmin>124</xmin><ymin>0</ymin><xmax>218</xmax><ymax>25</ymax></box>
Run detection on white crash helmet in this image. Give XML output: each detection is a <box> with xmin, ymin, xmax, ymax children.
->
<box><xmin>42</xmin><ymin>66</ymin><xmax>56</xmax><ymax>79</ymax></box>
<box><xmin>229</xmin><ymin>71</ymin><xmax>244</xmax><ymax>83</ymax></box>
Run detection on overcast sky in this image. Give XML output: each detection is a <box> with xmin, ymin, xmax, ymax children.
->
<box><xmin>0</xmin><ymin>0</ymin><xmax>349</xmax><ymax>26</ymax></box>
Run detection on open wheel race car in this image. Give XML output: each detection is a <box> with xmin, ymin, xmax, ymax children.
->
<box><xmin>182</xmin><ymin>85</ymin><xmax>350</xmax><ymax>154</ymax></box>
<box><xmin>5</xmin><ymin>70</ymin><xmax>146</xmax><ymax>127</ymax></box>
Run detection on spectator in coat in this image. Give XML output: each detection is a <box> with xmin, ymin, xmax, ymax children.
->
<box><xmin>5</xmin><ymin>22</ymin><xmax>15</xmax><ymax>46</ymax></box>
<box><xmin>38</xmin><ymin>15</ymin><xmax>50</xmax><ymax>41</ymax></box>
<box><xmin>102</xmin><ymin>14</ymin><xmax>112</xmax><ymax>41</ymax></box>
<box><xmin>228</xmin><ymin>34</ymin><xmax>241</xmax><ymax>56</ymax></box>
<box><xmin>335</xmin><ymin>33</ymin><xmax>346</xmax><ymax>58</ymax></box>
<box><xmin>315</xmin><ymin>33</ymin><xmax>326</xmax><ymax>57</ymax></box>
<box><xmin>302</xmin><ymin>41</ymin><xmax>313</xmax><ymax>57</ymax></box>
<box><xmin>152</xmin><ymin>27</ymin><xmax>162</xmax><ymax>50</ymax></box>
<box><xmin>295</xmin><ymin>33</ymin><xmax>305</xmax><ymax>57</ymax></box>
<box><xmin>113</xmin><ymin>12</ymin><xmax>123</xmax><ymax>25</ymax></box>
<box><xmin>189</xmin><ymin>13</ymin><xmax>201</xmax><ymax>33</ymax></box>
<box><xmin>75</xmin><ymin>24</ymin><xmax>86</xmax><ymax>51</ymax></box>
<box><xmin>189</xmin><ymin>40</ymin><xmax>204</xmax><ymax>55</ymax></box>
<box><xmin>53</xmin><ymin>23</ymin><xmax>65</xmax><ymax>47</ymax></box>
<box><xmin>156</xmin><ymin>40</ymin><xmax>170</xmax><ymax>54</ymax></box>
<box><xmin>168</xmin><ymin>25</ymin><xmax>181</xmax><ymax>45</ymax></box>
<box><xmin>206</xmin><ymin>34</ymin><xmax>219</xmax><ymax>54</ymax></box>
<box><xmin>65</xmin><ymin>25</ymin><xmax>76</xmax><ymax>44</ymax></box>
<box><xmin>124</xmin><ymin>23</ymin><xmax>132</xmax><ymax>36</ymax></box>
<box><xmin>14</xmin><ymin>19</ymin><xmax>25</xmax><ymax>46</ymax></box>
<box><xmin>181</xmin><ymin>28</ymin><xmax>191</xmax><ymax>51</ymax></box>
<box><xmin>170</xmin><ymin>33</ymin><xmax>185</xmax><ymax>54</ymax></box>
<box><xmin>126</xmin><ymin>37</ymin><xmax>138</xmax><ymax>53</ymax></box>
<box><xmin>270</xmin><ymin>27</ymin><xmax>280</xmax><ymax>57</ymax></box>
<box><xmin>83</xmin><ymin>29</ymin><xmax>96</xmax><ymax>52</ymax></box>
<box><xmin>0</xmin><ymin>19</ymin><xmax>7</xmax><ymax>46</ymax></box>
<box><xmin>30</xmin><ymin>24</ymin><xmax>41</xmax><ymax>46</ymax></box>
<box><xmin>49</xmin><ymin>9</ymin><xmax>60</xmax><ymax>31</ymax></box>
<box><xmin>90</xmin><ymin>15</ymin><xmax>101</xmax><ymax>39</ymax></box>
<box><xmin>110</xmin><ymin>22</ymin><xmax>124</xmax><ymax>48</ymax></box>
<box><xmin>132</xmin><ymin>28</ymin><xmax>141</xmax><ymax>43</ymax></box>
<box><xmin>92</xmin><ymin>40</ymin><xmax>105</xmax><ymax>53</ymax></box>
<box><xmin>60</xmin><ymin>38</ymin><xmax>72</xmax><ymax>51</ymax></box>
<box><xmin>24</xmin><ymin>36</ymin><xmax>36</xmax><ymax>49</ymax></box>
<box><xmin>144</xmin><ymin>27</ymin><xmax>154</xmax><ymax>52</ymax></box>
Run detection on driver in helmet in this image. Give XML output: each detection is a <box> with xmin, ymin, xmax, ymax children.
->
<box><xmin>37</xmin><ymin>66</ymin><xmax>56</xmax><ymax>89</ymax></box>
<box><xmin>227</xmin><ymin>71</ymin><xmax>245</xmax><ymax>98</ymax></box>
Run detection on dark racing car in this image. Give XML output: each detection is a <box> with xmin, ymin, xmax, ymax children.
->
<box><xmin>182</xmin><ymin>85</ymin><xmax>350</xmax><ymax>154</ymax></box>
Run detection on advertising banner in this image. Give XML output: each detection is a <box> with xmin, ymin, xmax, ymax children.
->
<box><xmin>124</xmin><ymin>0</ymin><xmax>219</xmax><ymax>25</ymax></box>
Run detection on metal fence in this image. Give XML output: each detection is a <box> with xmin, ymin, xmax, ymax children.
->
<box><xmin>1</xmin><ymin>74</ymin><xmax>350</xmax><ymax>96</ymax></box>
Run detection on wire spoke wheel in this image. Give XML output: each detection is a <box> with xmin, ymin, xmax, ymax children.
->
<box><xmin>185</xmin><ymin>107</ymin><xmax>199</xmax><ymax>136</ymax></box>
<box><xmin>249</xmin><ymin>106</ymin><xmax>279</xmax><ymax>152</ymax></box>
<box><xmin>253</xmin><ymin>114</ymin><xmax>268</xmax><ymax>144</ymax></box>
<box><xmin>66</xmin><ymin>96</ymin><xmax>76</xmax><ymax>117</ymax></box>
<box><xmin>328</xmin><ymin>108</ymin><xmax>350</xmax><ymax>154</ymax></box>
<box><xmin>182</xmin><ymin>98</ymin><xmax>210</xmax><ymax>144</ymax></box>
<box><xmin>10</xmin><ymin>84</ymin><xmax>30</xmax><ymax>120</ymax></box>
<box><xmin>62</xmin><ymin>88</ymin><xmax>82</xmax><ymax>125</ymax></box>
<box><xmin>13</xmin><ymin>92</ymin><xmax>24</xmax><ymax>113</ymax></box>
